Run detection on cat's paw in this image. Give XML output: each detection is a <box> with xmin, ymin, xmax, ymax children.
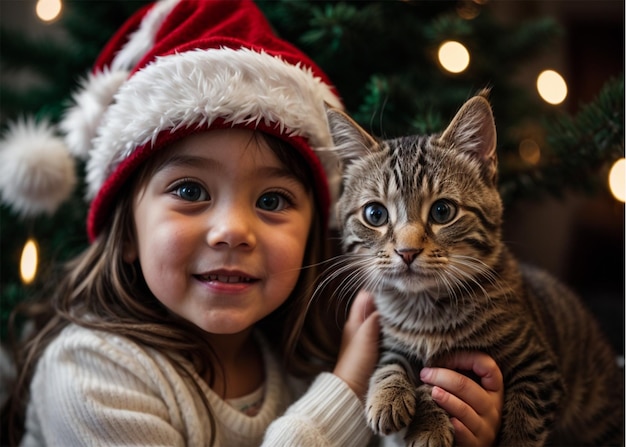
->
<box><xmin>404</xmin><ymin>385</ymin><xmax>454</xmax><ymax>447</ymax></box>
<box><xmin>366</xmin><ymin>364</ymin><xmax>416</xmax><ymax>434</ymax></box>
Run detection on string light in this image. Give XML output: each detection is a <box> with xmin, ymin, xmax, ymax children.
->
<box><xmin>518</xmin><ymin>139</ymin><xmax>541</xmax><ymax>165</ymax></box>
<box><xmin>457</xmin><ymin>1</ymin><xmax>480</xmax><ymax>20</ymax></box>
<box><xmin>20</xmin><ymin>238</ymin><xmax>39</xmax><ymax>285</ymax></box>
<box><xmin>536</xmin><ymin>70</ymin><xmax>568</xmax><ymax>105</ymax></box>
<box><xmin>36</xmin><ymin>0</ymin><xmax>62</xmax><ymax>22</ymax></box>
<box><xmin>608</xmin><ymin>158</ymin><xmax>625</xmax><ymax>203</ymax></box>
<box><xmin>438</xmin><ymin>41</ymin><xmax>470</xmax><ymax>74</ymax></box>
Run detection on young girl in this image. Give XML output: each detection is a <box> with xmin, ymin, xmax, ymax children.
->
<box><xmin>3</xmin><ymin>0</ymin><xmax>503</xmax><ymax>445</ymax></box>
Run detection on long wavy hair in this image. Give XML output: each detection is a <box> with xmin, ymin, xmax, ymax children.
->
<box><xmin>3</xmin><ymin>131</ymin><xmax>342</xmax><ymax>445</ymax></box>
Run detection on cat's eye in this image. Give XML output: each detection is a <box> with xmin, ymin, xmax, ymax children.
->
<box><xmin>363</xmin><ymin>202</ymin><xmax>388</xmax><ymax>227</ymax></box>
<box><xmin>430</xmin><ymin>199</ymin><xmax>457</xmax><ymax>224</ymax></box>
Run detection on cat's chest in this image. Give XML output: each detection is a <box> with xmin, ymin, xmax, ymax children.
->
<box><xmin>377</xmin><ymin>297</ymin><xmax>472</xmax><ymax>359</ymax></box>
<box><xmin>380</xmin><ymin>317</ymin><xmax>481</xmax><ymax>363</ymax></box>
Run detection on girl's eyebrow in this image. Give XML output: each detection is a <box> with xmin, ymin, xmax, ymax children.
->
<box><xmin>158</xmin><ymin>154</ymin><xmax>220</xmax><ymax>171</ymax></box>
<box><xmin>159</xmin><ymin>154</ymin><xmax>302</xmax><ymax>184</ymax></box>
<box><xmin>259</xmin><ymin>166</ymin><xmax>302</xmax><ymax>183</ymax></box>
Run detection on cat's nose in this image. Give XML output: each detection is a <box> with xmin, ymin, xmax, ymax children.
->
<box><xmin>395</xmin><ymin>248</ymin><xmax>422</xmax><ymax>265</ymax></box>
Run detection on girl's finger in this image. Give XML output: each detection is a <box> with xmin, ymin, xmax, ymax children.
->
<box><xmin>434</xmin><ymin>351</ymin><xmax>503</xmax><ymax>393</ymax></box>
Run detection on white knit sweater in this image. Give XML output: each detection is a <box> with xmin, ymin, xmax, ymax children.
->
<box><xmin>21</xmin><ymin>324</ymin><xmax>372</xmax><ymax>446</ymax></box>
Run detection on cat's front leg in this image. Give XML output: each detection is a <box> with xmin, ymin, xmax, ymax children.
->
<box><xmin>366</xmin><ymin>363</ymin><xmax>417</xmax><ymax>435</ymax></box>
<box><xmin>497</xmin><ymin>349</ymin><xmax>564</xmax><ymax>447</ymax></box>
<box><xmin>404</xmin><ymin>384</ymin><xmax>455</xmax><ymax>447</ymax></box>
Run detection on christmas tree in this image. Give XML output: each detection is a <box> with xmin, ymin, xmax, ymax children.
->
<box><xmin>1</xmin><ymin>0</ymin><xmax>623</xmax><ymax>344</ymax></box>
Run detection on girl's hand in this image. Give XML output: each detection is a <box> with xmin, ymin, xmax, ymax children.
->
<box><xmin>420</xmin><ymin>352</ymin><xmax>503</xmax><ymax>447</ymax></box>
<box><xmin>333</xmin><ymin>290</ymin><xmax>380</xmax><ymax>401</ymax></box>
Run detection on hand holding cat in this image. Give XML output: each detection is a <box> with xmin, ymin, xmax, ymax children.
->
<box><xmin>420</xmin><ymin>352</ymin><xmax>503</xmax><ymax>447</ymax></box>
<box><xmin>333</xmin><ymin>290</ymin><xmax>380</xmax><ymax>401</ymax></box>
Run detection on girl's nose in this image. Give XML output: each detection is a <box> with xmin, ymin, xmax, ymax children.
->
<box><xmin>206</xmin><ymin>203</ymin><xmax>256</xmax><ymax>249</ymax></box>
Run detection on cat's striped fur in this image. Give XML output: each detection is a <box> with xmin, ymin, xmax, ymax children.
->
<box><xmin>326</xmin><ymin>93</ymin><xmax>623</xmax><ymax>447</ymax></box>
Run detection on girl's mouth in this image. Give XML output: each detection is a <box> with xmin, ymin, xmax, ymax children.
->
<box><xmin>197</xmin><ymin>274</ymin><xmax>254</xmax><ymax>284</ymax></box>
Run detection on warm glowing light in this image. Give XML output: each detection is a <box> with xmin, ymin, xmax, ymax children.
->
<box><xmin>438</xmin><ymin>41</ymin><xmax>470</xmax><ymax>74</ymax></box>
<box><xmin>536</xmin><ymin>70</ymin><xmax>568</xmax><ymax>105</ymax></box>
<box><xmin>457</xmin><ymin>2</ymin><xmax>480</xmax><ymax>20</ymax></box>
<box><xmin>519</xmin><ymin>139</ymin><xmax>541</xmax><ymax>165</ymax></box>
<box><xmin>20</xmin><ymin>239</ymin><xmax>39</xmax><ymax>284</ymax></box>
<box><xmin>608</xmin><ymin>158</ymin><xmax>625</xmax><ymax>202</ymax></box>
<box><xmin>36</xmin><ymin>0</ymin><xmax>62</xmax><ymax>22</ymax></box>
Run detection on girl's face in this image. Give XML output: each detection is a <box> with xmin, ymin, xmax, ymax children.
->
<box><xmin>125</xmin><ymin>129</ymin><xmax>314</xmax><ymax>335</ymax></box>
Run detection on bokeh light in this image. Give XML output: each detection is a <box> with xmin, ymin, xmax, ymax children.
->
<box><xmin>20</xmin><ymin>238</ymin><xmax>39</xmax><ymax>284</ymax></box>
<box><xmin>519</xmin><ymin>139</ymin><xmax>541</xmax><ymax>165</ymax></box>
<box><xmin>457</xmin><ymin>2</ymin><xmax>480</xmax><ymax>20</ymax></box>
<box><xmin>36</xmin><ymin>0</ymin><xmax>62</xmax><ymax>22</ymax></box>
<box><xmin>608</xmin><ymin>158</ymin><xmax>625</xmax><ymax>202</ymax></box>
<box><xmin>438</xmin><ymin>41</ymin><xmax>470</xmax><ymax>73</ymax></box>
<box><xmin>536</xmin><ymin>70</ymin><xmax>568</xmax><ymax>105</ymax></box>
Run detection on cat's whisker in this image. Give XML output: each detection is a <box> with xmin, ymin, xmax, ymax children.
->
<box><xmin>431</xmin><ymin>270</ymin><xmax>457</xmax><ymax>304</ymax></box>
<box><xmin>444</xmin><ymin>263</ymin><xmax>489</xmax><ymax>305</ymax></box>
<box><xmin>332</xmin><ymin>262</ymin><xmax>385</xmax><ymax>323</ymax></box>
<box><xmin>450</xmin><ymin>255</ymin><xmax>513</xmax><ymax>302</ymax></box>
<box><xmin>450</xmin><ymin>256</ymin><xmax>499</xmax><ymax>284</ymax></box>
<box><xmin>313</xmin><ymin>253</ymin><xmax>378</xmax><ymax>308</ymax></box>
<box><xmin>459</xmin><ymin>264</ymin><xmax>500</xmax><ymax>299</ymax></box>
<box><xmin>435</xmin><ymin>267</ymin><xmax>475</xmax><ymax>308</ymax></box>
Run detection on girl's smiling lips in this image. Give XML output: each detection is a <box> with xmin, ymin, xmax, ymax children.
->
<box><xmin>194</xmin><ymin>269</ymin><xmax>259</xmax><ymax>285</ymax></box>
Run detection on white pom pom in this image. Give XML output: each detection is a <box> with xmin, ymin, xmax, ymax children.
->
<box><xmin>0</xmin><ymin>118</ymin><xmax>77</xmax><ymax>217</ymax></box>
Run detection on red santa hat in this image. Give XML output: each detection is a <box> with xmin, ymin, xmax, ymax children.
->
<box><xmin>1</xmin><ymin>0</ymin><xmax>343</xmax><ymax>240</ymax></box>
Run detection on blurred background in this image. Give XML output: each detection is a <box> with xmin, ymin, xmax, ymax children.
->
<box><xmin>489</xmin><ymin>1</ymin><xmax>624</xmax><ymax>357</ymax></box>
<box><xmin>0</xmin><ymin>0</ymin><xmax>623</xmax><ymax>355</ymax></box>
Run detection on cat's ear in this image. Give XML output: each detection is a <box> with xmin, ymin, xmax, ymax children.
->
<box><xmin>326</xmin><ymin>106</ymin><xmax>378</xmax><ymax>164</ymax></box>
<box><xmin>440</xmin><ymin>92</ymin><xmax>498</xmax><ymax>184</ymax></box>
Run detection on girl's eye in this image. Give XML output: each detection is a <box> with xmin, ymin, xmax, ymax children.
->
<box><xmin>363</xmin><ymin>202</ymin><xmax>388</xmax><ymax>227</ymax></box>
<box><xmin>430</xmin><ymin>199</ymin><xmax>457</xmax><ymax>224</ymax></box>
<box><xmin>257</xmin><ymin>191</ymin><xmax>289</xmax><ymax>211</ymax></box>
<box><xmin>173</xmin><ymin>181</ymin><xmax>208</xmax><ymax>202</ymax></box>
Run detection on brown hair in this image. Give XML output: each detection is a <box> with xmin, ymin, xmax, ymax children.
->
<box><xmin>3</xmin><ymin>131</ymin><xmax>341</xmax><ymax>445</ymax></box>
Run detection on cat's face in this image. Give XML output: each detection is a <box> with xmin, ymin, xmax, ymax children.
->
<box><xmin>328</xmin><ymin>94</ymin><xmax>504</xmax><ymax>298</ymax></box>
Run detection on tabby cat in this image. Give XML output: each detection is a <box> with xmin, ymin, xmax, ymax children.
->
<box><xmin>325</xmin><ymin>92</ymin><xmax>623</xmax><ymax>447</ymax></box>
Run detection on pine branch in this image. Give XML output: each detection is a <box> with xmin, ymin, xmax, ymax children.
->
<box><xmin>499</xmin><ymin>76</ymin><xmax>624</xmax><ymax>203</ymax></box>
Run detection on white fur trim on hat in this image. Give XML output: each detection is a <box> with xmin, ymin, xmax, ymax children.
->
<box><xmin>86</xmin><ymin>47</ymin><xmax>343</xmax><ymax>200</ymax></box>
<box><xmin>59</xmin><ymin>0</ymin><xmax>179</xmax><ymax>159</ymax></box>
<box><xmin>0</xmin><ymin>118</ymin><xmax>76</xmax><ymax>217</ymax></box>
<box><xmin>60</xmin><ymin>69</ymin><xmax>129</xmax><ymax>158</ymax></box>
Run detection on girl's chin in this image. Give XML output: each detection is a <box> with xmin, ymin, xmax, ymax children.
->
<box><xmin>190</xmin><ymin>313</ymin><xmax>260</xmax><ymax>336</ymax></box>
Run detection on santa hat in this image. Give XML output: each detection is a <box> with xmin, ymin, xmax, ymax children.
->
<box><xmin>0</xmin><ymin>0</ymin><xmax>343</xmax><ymax>240</ymax></box>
